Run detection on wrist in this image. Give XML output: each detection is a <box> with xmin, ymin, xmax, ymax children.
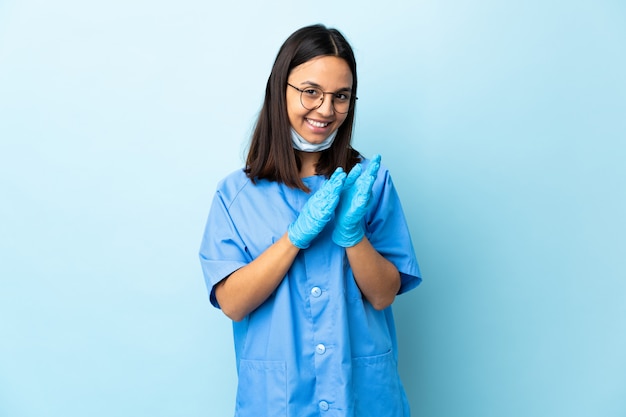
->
<box><xmin>332</xmin><ymin>224</ymin><xmax>364</xmax><ymax>248</ymax></box>
<box><xmin>287</xmin><ymin>222</ymin><xmax>311</xmax><ymax>249</ymax></box>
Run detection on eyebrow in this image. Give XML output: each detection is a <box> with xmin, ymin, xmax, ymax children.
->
<box><xmin>299</xmin><ymin>81</ymin><xmax>353</xmax><ymax>92</ymax></box>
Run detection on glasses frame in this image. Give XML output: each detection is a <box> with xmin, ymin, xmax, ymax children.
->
<box><xmin>287</xmin><ymin>83</ymin><xmax>357</xmax><ymax>114</ymax></box>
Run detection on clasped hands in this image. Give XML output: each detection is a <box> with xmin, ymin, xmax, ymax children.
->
<box><xmin>288</xmin><ymin>155</ymin><xmax>381</xmax><ymax>249</ymax></box>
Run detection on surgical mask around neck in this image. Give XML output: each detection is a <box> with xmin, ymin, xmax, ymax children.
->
<box><xmin>291</xmin><ymin>128</ymin><xmax>338</xmax><ymax>152</ymax></box>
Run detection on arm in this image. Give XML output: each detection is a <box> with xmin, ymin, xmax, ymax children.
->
<box><xmin>215</xmin><ymin>233</ymin><xmax>299</xmax><ymax>322</ymax></box>
<box><xmin>346</xmin><ymin>236</ymin><xmax>401</xmax><ymax>310</ymax></box>
<box><xmin>332</xmin><ymin>155</ymin><xmax>400</xmax><ymax>309</ymax></box>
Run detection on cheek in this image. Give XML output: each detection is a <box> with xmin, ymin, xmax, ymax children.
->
<box><xmin>286</xmin><ymin>105</ymin><xmax>299</xmax><ymax>127</ymax></box>
<box><xmin>335</xmin><ymin>114</ymin><xmax>348</xmax><ymax>127</ymax></box>
<box><xmin>286</xmin><ymin>98</ymin><xmax>304</xmax><ymax>121</ymax></box>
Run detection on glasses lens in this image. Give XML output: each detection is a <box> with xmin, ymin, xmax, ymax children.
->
<box><xmin>333</xmin><ymin>92</ymin><xmax>351</xmax><ymax>114</ymax></box>
<box><xmin>298</xmin><ymin>87</ymin><xmax>352</xmax><ymax>114</ymax></box>
<box><xmin>300</xmin><ymin>87</ymin><xmax>322</xmax><ymax>110</ymax></box>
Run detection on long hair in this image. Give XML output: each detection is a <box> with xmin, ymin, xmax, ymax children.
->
<box><xmin>245</xmin><ymin>24</ymin><xmax>361</xmax><ymax>192</ymax></box>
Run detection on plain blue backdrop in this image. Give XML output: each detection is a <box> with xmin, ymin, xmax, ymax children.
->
<box><xmin>1</xmin><ymin>0</ymin><xmax>625</xmax><ymax>416</ymax></box>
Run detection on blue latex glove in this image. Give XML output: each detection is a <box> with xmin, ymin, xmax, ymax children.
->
<box><xmin>332</xmin><ymin>155</ymin><xmax>381</xmax><ymax>247</ymax></box>
<box><xmin>288</xmin><ymin>167</ymin><xmax>347</xmax><ymax>249</ymax></box>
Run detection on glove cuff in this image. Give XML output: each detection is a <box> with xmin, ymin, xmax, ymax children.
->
<box><xmin>287</xmin><ymin>222</ymin><xmax>310</xmax><ymax>249</ymax></box>
<box><xmin>331</xmin><ymin>224</ymin><xmax>364</xmax><ymax>248</ymax></box>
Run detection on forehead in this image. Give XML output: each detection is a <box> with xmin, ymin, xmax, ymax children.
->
<box><xmin>289</xmin><ymin>56</ymin><xmax>353</xmax><ymax>88</ymax></box>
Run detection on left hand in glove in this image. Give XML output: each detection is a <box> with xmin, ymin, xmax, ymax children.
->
<box><xmin>332</xmin><ymin>154</ymin><xmax>381</xmax><ymax>247</ymax></box>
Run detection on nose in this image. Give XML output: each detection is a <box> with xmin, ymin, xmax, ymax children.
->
<box><xmin>316</xmin><ymin>93</ymin><xmax>335</xmax><ymax>116</ymax></box>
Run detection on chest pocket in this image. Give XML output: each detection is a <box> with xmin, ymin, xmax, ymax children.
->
<box><xmin>235</xmin><ymin>359</ymin><xmax>286</xmax><ymax>417</ymax></box>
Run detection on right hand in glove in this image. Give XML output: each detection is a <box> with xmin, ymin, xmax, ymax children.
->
<box><xmin>287</xmin><ymin>167</ymin><xmax>347</xmax><ymax>249</ymax></box>
<box><xmin>332</xmin><ymin>155</ymin><xmax>381</xmax><ymax>247</ymax></box>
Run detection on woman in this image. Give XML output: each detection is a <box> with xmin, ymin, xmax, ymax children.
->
<box><xmin>199</xmin><ymin>24</ymin><xmax>421</xmax><ymax>417</ymax></box>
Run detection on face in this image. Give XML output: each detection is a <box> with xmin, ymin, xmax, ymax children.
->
<box><xmin>286</xmin><ymin>56</ymin><xmax>353</xmax><ymax>145</ymax></box>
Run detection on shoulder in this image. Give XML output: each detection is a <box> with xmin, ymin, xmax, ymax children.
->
<box><xmin>214</xmin><ymin>168</ymin><xmax>253</xmax><ymax>206</ymax></box>
<box><xmin>215</xmin><ymin>168</ymin><xmax>291</xmax><ymax>209</ymax></box>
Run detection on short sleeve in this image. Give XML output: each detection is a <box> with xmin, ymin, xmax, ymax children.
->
<box><xmin>198</xmin><ymin>188</ymin><xmax>250</xmax><ymax>309</ymax></box>
<box><xmin>365</xmin><ymin>164</ymin><xmax>422</xmax><ymax>294</ymax></box>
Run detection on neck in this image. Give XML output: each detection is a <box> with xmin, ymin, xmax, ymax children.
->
<box><xmin>297</xmin><ymin>151</ymin><xmax>320</xmax><ymax>178</ymax></box>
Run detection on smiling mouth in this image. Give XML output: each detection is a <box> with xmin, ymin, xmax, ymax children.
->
<box><xmin>306</xmin><ymin>118</ymin><xmax>330</xmax><ymax>128</ymax></box>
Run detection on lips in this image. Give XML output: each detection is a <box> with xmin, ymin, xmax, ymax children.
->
<box><xmin>306</xmin><ymin>118</ymin><xmax>330</xmax><ymax>128</ymax></box>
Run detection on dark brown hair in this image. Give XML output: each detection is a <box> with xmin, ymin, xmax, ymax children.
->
<box><xmin>245</xmin><ymin>24</ymin><xmax>361</xmax><ymax>191</ymax></box>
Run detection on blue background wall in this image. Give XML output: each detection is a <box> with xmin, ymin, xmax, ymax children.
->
<box><xmin>1</xmin><ymin>1</ymin><xmax>624</xmax><ymax>416</ymax></box>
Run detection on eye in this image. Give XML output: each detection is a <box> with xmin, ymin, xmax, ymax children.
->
<box><xmin>334</xmin><ymin>92</ymin><xmax>351</xmax><ymax>101</ymax></box>
<box><xmin>303</xmin><ymin>88</ymin><xmax>321</xmax><ymax>98</ymax></box>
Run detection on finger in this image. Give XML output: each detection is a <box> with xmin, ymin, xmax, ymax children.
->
<box><xmin>329</xmin><ymin>166</ymin><xmax>346</xmax><ymax>182</ymax></box>
<box><xmin>317</xmin><ymin>168</ymin><xmax>346</xmax><ymax>197</ymax></box>
<box><xmin>312</xmin><ymin>169</ymin><xmax>346</xmax><ymax>208</ymax></box>
<box><xmin>343</xmin><ymin>163</ymin><xmax>361</xmax><ymax>190</ymax></box>
<box><xmin>365</xmin><ymin>154</ymin><xmax>381</xmax><ymax>178</ymax></box>
<box><xmin>356</xmin><ymin>174</ymin><xmax>375</xmax><ymax>197</ymax></box>
<box><xmin>326</xmin><ymin>168</ymin><xmax>347</xmax><ymax>194</ymax></box>
<box><xmin>352</xmin><ymin>171</ymin><xmax>376</xmax><ymax>208</ymax></box>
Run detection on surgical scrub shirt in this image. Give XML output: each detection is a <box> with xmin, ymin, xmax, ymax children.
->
<box><xmin>199</xmin><ymin>157</ymin><xmax>421</xmax><ymax>417</ymax></box>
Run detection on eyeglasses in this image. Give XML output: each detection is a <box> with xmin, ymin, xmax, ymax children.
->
<box><xmin>287</xmin><ymin>83</ymin><xmax>357</xmax><ymax>114</ymax></box>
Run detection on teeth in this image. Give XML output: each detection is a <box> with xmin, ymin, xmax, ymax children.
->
<box><xmin>307</xmin><ymin>119</ymin><xmax>329</xmax><ymax>128</ymax></box>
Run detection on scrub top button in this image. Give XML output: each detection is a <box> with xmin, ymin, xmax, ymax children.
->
<box><xmin>315</xmin><ymin>344</ymin><xmax>326</xmax><ymax>355</ymax></box>
<box><xmin>310</xmin><ymin>287</ymin><xmax>322</xmax><ymax>297</ymax></box>
<box><xmin>319</xmin><ymin>400</ymin><xmax>329</xmax><ymax>411</ymax></box>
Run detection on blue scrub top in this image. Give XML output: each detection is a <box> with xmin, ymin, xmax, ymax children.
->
<box><xmin>199</xmin><ymin>157</ymin><xmax>421</xmax><ymax>417</ymax></box>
